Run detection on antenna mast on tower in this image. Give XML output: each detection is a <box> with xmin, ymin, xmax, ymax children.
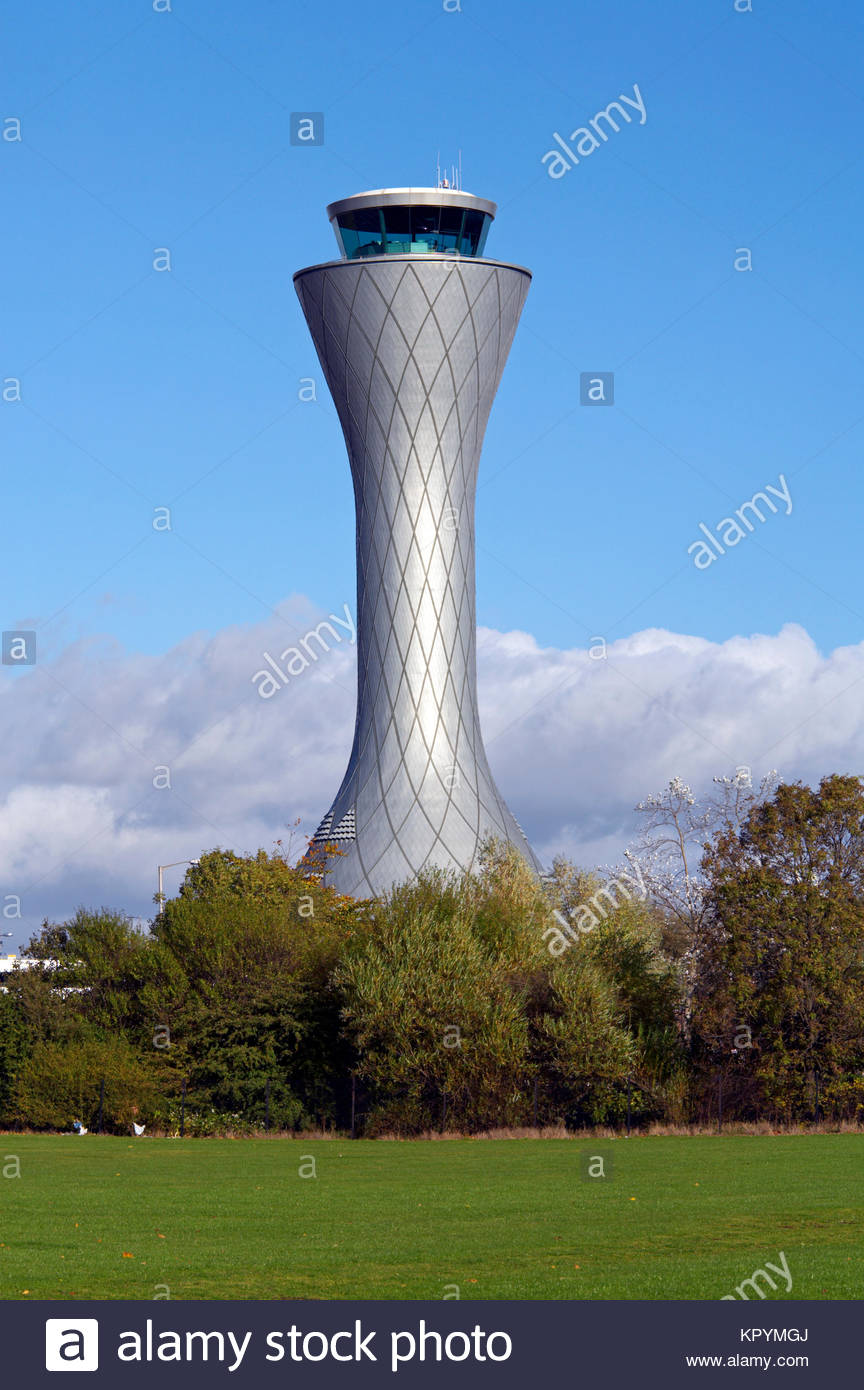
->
<box><xmin>436</xmin><ymin>154</ymin><xmax>463</xmax><ymax>191</ymax></box>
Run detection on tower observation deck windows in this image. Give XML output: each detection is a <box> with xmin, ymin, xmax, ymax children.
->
<box><xmin>335</xmin><ymin>204</ymin><xmax>492</xmax><ymax>260</ymax></box>
<box><xmin>335</xmin><ymin>206</ymin><xmax>385</xmax><ymax>260</ymax></box>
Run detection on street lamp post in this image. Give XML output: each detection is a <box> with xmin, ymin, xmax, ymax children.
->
<box><xmin>156</xmin><ymin>860</ymin><xmax>199</xmax><ymax>915</ymax></box>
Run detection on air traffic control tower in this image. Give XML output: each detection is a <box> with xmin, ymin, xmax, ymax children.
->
<box><xmin>294</xmin><ymin>184</ymin><xmax>542</xmax><ymax>897</ymax></box>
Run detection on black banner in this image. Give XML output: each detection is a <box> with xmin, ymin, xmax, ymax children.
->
<box><xmin>4</xmin><ymin>1299</ymin><xmax>849</xmax><ymax>1386</ymax></box>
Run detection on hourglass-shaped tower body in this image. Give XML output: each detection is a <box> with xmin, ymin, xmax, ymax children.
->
<box><xmin>294</xmin><ymin>186</ymin><xmax>541</xmax><ymax>896</ymax></box>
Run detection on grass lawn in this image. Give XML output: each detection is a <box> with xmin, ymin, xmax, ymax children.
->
<box><xmin>0</xmin><ymin>1134</ymin><xmax>861</xmax><ymax>1300</ymax></box>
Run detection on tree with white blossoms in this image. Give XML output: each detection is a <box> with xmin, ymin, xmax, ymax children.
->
<box><xmin>625</xmin><ymin>776</ymin><xmax>712</xmax><ymax>946</ymax></box>
<box><xmin>625</xmin><ymin>768</ymin><xmax>779</xmax><ymax>1041</ymax></box>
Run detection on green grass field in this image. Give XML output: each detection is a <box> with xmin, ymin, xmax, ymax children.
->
<box><xmin>0</xmin><ymin>1134</ymin><xmax>861</xmax><ymax>1300</ymax></box>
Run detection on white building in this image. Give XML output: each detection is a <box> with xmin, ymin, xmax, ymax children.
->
<box><xmin>0</xmin><ymin>953</ymin><xmax>60</xmax><ymax>992</ymax></box>
<box><xmin>0</xmin><ymin>953</ymin><xmax>39</xmax><ymax>974</ymax></box>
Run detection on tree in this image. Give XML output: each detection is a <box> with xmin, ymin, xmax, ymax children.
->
<box><xmin>13</xmin><ymin>1035</ymin><xmax>157</xmax><ymax>1132</ymax></box>
<box><xmin>336</xmin><ymin>878</ymin><xmax>532</xmax><ymax>1133</ymax></box>
<box><xmin>336</xmin><ymin>844</ymin><xmax>641</xmax><ymax>1133</ymax></box>
<box><xmin>146</xmin><ymin>848</ymin><xmax>368</xmax><ymax>1128</ymax></box>
<box><xmin>0</xmin><ymin>988</ymin><xmax>31</xmax><ymax>1123</ymax></box>
<box><xmin>175</xmin><ymin>844</ymin><xmax>351</xmax><ymax>912</ymax></box>
<box><xmin>23</xmin><ymin>908</ymin><xmax>151</xmax><ymax>1036</ymax></box>
<box><xmin>694</xmin><ymin>775</ymin><xmax>864</xmax><ymax>1119</ymax></box>
<box><xmin>542</xmin><ymin>856</ymin><xmax>684</xmax><ymax>1120</ymax></box>
<box><xmin>626</xmin><ymin>768</ymin><xmax>778</xmax><ymax>1041</ymax></box>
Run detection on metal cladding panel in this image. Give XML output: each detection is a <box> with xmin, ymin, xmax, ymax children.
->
<box><xmin>295</xmin><ymin>255</ymin><xmax>542</xmax><ymax>897</ymax></box>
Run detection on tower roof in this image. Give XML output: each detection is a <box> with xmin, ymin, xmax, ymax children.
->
<box><xmin>326</xmin><ymin>187</ymin><xmax>497</xmax><ymax>222</ymax></box>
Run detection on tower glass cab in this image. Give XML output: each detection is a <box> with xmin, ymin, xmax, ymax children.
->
<box><xmin>327</xmin><ymin>188</ymin><xmax>495</xmax><ymax>261</ymax></box>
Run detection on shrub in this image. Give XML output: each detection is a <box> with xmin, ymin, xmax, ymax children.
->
<box><xmin>12</xmin><ymin>1034</ymin><xmax>158</xmax><ymax>1132</ymax></box>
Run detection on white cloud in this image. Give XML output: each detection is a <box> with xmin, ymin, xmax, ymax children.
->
<box><xmin>1</xmin><ymin>607</ymin><xmax>862</xmax><ymax>929</ymax></box>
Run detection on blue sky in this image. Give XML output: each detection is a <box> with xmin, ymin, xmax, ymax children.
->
<box><xmin>2</xmin><ymin>0</ymin><xmax>863</xmax><ymax>928</ymax></box>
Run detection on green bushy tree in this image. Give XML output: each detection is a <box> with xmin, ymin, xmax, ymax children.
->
<box><xmin>146</xmin><ymin>848</ymin><xmax>367</xmax><ymax>1128</ymax></box>
<box><xmin>12</xmin><ymin>1034</ymin><xmax>157</xmax><ymax>1132</ymax></box>
<box><xmin>695</xmin><ymin>775</ymin><xmax>864</xmax><ymax>1120</ymax></box>
<box><xmin>336</xmin><ymin>844</ymin><xmax>643</xmax><ymax>1132</ymax></box>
